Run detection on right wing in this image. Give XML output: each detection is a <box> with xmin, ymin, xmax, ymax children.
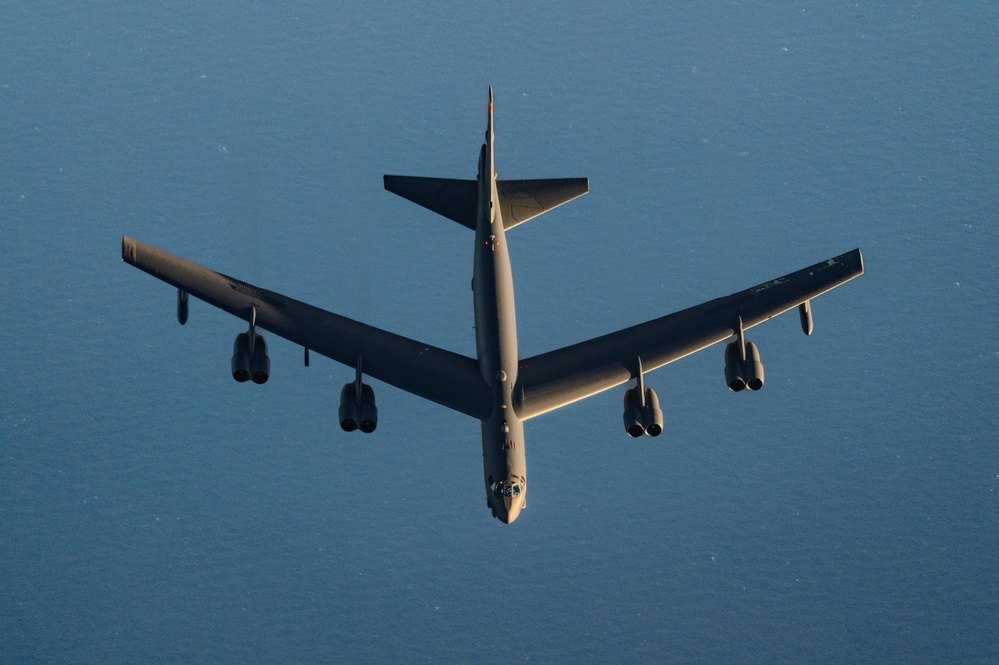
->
<box><xmin>121</xmin><ymin>237</ymin><xmax>492</xmax><ymax>420</ymax></box>
<box><xmin>514</xmin><ymin>249</ymin><xmax>864</xmax><ymax>420</ymax></box>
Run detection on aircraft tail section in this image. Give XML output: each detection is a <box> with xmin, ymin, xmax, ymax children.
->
<box><xmin>384</xmin><ymin>175</ymin><xmax>588</xmax><ymax>232</ymax></box>
<box><xmin>383</xmin><ymin>176</ymin><xmax>478</xmax><ymax>230</ymax></box>
<box><xmin>497</xmin><ymin>178</ymin><xmax>588</xmax><ymax>230</ymax></box>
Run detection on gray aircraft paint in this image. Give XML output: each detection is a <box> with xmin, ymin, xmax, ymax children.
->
<box><xmin>122</xmin><ymin>88</ymin><xmax>863</xmax><ymax>524</ymax></box>
<box><xmin>472</xmin><ymin>88</ymin><xmax>527</xmax><ymax>523</ymax></box>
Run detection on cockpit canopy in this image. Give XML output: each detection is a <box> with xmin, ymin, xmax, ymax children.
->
<box><xmin>488</xmin><ymin>475</ymin><xmax>523</xmax><ymax>498</ymax></box>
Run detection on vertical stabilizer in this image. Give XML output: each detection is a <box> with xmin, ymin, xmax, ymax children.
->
<box><xmin>485</xmin><ymin>86</ymin><xmax>496</xmax><ymax>183</ymax></box>
<box><xmin>487</xmin><ymin>85</ymin><xmax>494</xmax><ymax>143</ymax></box>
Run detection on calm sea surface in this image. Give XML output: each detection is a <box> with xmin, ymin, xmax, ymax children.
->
<box><xmin>2</xmin><ymin>3</ymin><xmax>997</xmax><ymax>663</ymax></box>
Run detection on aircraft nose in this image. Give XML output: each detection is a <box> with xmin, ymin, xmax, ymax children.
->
<box><xmin>498</xmin><ymin>497</ymin><xmax>522</xmax><ymax>524</ymax></box>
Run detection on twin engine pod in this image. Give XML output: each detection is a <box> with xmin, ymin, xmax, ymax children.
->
<box><xmin>724</xmin><ymin>341</ymin><xmax>765</xmax><ymax>392</ymax></box>
<box><xmin>623</xmin><ymin>386</ymin><xmax>664</xmax><ymax>438</ymax></box>
<box><xmin>231</xmin><ymin>332</ymin><xmax>270</xmax><ymax>384</ymax></box>
<box><xmin>339</xmin><ymin>382</ymin><xmax>378</xmax><ymax>433</ymax></box>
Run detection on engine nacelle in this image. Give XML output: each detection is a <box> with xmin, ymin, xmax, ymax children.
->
<box><xmin>644</xmin><ymin>388</ymin><xmax>663</xmax><ymax>436</ymax></box>
<box><xmin>622</xmin><ymin>386</ymin><xmax>664</xmax><ymax>438</ymax></box>
<box><xmin>231</xmin><ymin>332</ymin><xmax>270</xmax><ymax>384</ymax></box>
<box><xmin>338</xmin><ymin>383</ymin><xmax>358</xmax><ymax>431</ymax></box>
<box><xmin>724</xmin><ymin>342</ymin><xmax>746</xmax><ymax>392</ymax></box>
<box><xmin>724</xmin><ymin>341</ymin><xmax>764</xmax><ymax>392</ymax></box>
<box><xmin>357</xmin><ymin>383</ymin><xmax>378</xmax><ymax>433</ymax></box>
<box><xmin>339</xmin><ymin>382</ymin><xmax>377</xmax><ymax>433</ymax></box>
<box><xmin>623</xmin><ymin>387</ymin><xmax>645</xmax><ymax>438</ymax></box>
<box><xmin>232</xmin><ymin>333</ymin><xmax>252</xmax><ymax>383</ymax></box>
<box><xmin>743</xmin><ymin>341</ymin><xmax>764</xmax><ymax>391</ymax></box>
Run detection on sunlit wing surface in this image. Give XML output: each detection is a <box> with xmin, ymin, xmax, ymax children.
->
<box><xmin>121</xmin><ymin>237</ymin><xmax>492</xmax><ymax>419</ymax></box>
<box><xmin>497</xmin><ymin>178</ymin><xmax>590</xmax><ymax>229</ymax></box>
<box><xmin>514</xmin><ymin>249</ymin><xmax>864</xmax><ymax>420</ymax></box>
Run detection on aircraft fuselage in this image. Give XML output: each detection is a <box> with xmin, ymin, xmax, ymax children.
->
<box><xmin>473</xmin><ymin>90</ymin><xmax>527</xmax><ymax>524</ymax></box>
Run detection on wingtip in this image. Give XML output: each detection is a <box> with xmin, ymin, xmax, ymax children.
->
<box><xmin>845</xmin><ymin>247</ymin><xmax>864</xmax><ymax>275</ymax></box>
<box><xmin>121</xmin><ymin>236</ymin><xmax>137</xmax><ymax>264</ymax></box>
<box><xmin>834</xmin><ymin>247</ymin><xmax>864</xmax><ymax>276</ymax></box>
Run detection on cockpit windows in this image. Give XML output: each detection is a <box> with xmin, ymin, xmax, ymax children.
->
<box><xmin>488</xmin><ymin>476</ymin><xmax>523</xmax><ymax>497</ymax></box>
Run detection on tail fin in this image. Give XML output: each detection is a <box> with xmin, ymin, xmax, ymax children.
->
<box><xmin>385</xmin><ymin>88</ymin><xmax>588</xmax><ymax>231</ymax></box>
<box><xmin>384</xmin><ymin>175</ymin><xmax>588</xmax><ymax>231</ymax></box>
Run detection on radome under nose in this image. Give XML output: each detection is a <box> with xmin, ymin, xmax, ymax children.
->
<box><xmin>498</xmin><ymin>497</ymin><xmax>522</xmax><ymax>524</ymax></box>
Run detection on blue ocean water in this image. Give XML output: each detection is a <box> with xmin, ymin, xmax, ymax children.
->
<box><xmin>2</xmin><ymin>2</ymin><xmax>997</xmax><ymax>663</ymax></box>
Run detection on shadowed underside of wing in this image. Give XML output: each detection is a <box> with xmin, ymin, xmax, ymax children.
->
<box><xmin>514</xmin><ymin>249</ymin><xmax>864</xmax><ymax>420</ymax></box>
<box><xmin>121</xmin><ymin>237</ymin><xmax>492</xmax><ymax>420</ymax></box>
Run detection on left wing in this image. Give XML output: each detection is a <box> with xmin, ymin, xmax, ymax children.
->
<box><xmin>514</xmin><ymin>249</ymin><xmax>864</xmax><ymax>420</ymax></box>
<box><xmin>121</xmin><ymin>237</ymin><xmax>492</xmax><ymax>420</ymax></box>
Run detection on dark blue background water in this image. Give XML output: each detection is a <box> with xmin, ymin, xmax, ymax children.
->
<box><xmin>3</xmin><ymin>3</ymin><xmax>997</xmax><ymax>662</ymax></box>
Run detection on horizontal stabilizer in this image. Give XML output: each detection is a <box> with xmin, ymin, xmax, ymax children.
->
<box><xmin>384</xmin><ymin>176</ymin><xmax>477</xmax><ymax>229</ymax></box>
<box><xmin>498</xmin><ymin>178</ymin><xmax>589</xmax><ymax>230</ymax></box>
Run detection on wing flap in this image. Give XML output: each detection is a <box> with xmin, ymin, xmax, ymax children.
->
<box><xmin>515</xmin><ymin>249</ymin><xmax>864</xmax><ymax>420</ymax></box>
<box><xmin>121</xmin><ymin>237</ymin><xmax>492</xmax><ymax>419</ymax></box>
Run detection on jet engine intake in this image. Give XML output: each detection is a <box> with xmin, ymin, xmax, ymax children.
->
<box><xmin>339</xmin><ymin>382</ymin><xmax>378</xmax><ymax>433</ymax></box>
<box><xmin>231</xmin><ymin>332</ymin><xmax>270</xmax><ymax>384</ymax></box>
<box><xmin>231</xmin><ymin>333</ymin><xmax>251</xmax><ymax>383</ymax></box>
<box><xmin>643</xmin><ymin>388</ymin><xmax>664</xmax><ymax>436</ymax></box>
<box><xmin>357</xmin><ymin>383</ymin><xmax>378</xmax><ymax>433</ymax></box>
<box><xmin>743</xmin><ymin>341</ymin><xmax>765</xmax><ymax>391</ymax></box>
<box><xmin>623</xmin><ymin>387</ymin><xmax>645</xmax><ymax>438</ymax></box>
<box><xmin>250</xmin><ymin>334</ymin><xmax>270</xmax><ymax>384</ymax></box>
<box><xmin>724</xmin><ymin>341</ymin><xmax>764</xmax><ymax>392</ymax></box>
<box><xmin>622</xmin><ymin>386</ymin><xmax>664</xmax><ymax>438</ymax></box>
<box><xmin>338</xmin><ymin>383</ymin><xmax>358</xmax><ymax>431</ymax></box>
